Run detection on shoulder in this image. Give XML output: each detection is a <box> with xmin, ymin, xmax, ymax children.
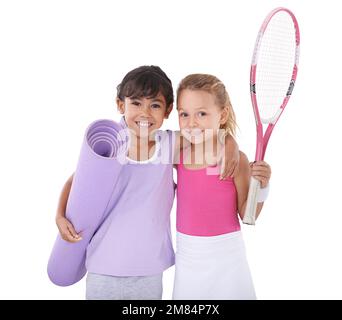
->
<box><xmin>156</xmin><ymin>130</ymin><xmax>174</xmax><ymax>163</ymax></box>
<box><xmin>155</xmin><ymin>129</ymin><xmax>172</xmax><ymax>142</ymax></box>
<box><xmin>158</xmin><ymin>129</ymin><xmax>176</xmax><ymax>144</ymax></box>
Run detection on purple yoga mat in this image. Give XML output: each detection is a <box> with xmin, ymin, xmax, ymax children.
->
<box><xmin>47</xmin><ymin>119</ymin><xmax>128</xmax><ymax>286</ymax></box>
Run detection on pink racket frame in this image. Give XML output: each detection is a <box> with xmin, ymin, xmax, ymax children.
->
<box><xmin>243</xmin><ymin>7</ymin><xmax>300</xmax><ymax>225</ymax></box>
<box><xmin>250</xmin><ymin>7</ymin><xmax>300</xmax><ymax>161</ymax></box>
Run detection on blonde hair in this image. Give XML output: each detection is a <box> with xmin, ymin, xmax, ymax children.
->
<box><xmin>177</xmin><ymin>74</ymin><xmax>237</xmax><ymax>137</ymax></box>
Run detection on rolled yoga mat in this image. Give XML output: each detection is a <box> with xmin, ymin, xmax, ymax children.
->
<box><xmin>47</xmin><ymin>119</ymin><xmax>128</xmax><ymax>286</ymax></box>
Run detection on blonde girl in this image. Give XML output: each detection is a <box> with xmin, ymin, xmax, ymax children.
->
<box><xmin>172</xmin><ymin>74</ymin><xmax>271</xmax><ymax>300</ymax></box>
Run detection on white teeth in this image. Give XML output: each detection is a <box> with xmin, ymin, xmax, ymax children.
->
<box><xmin>136</xmin><ymin>121</ymin><xmax>152</xmax><ymax>127</ymax></box>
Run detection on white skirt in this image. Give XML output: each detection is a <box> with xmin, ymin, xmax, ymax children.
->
<box><xmin>172</xmin><ymin>231</ymin><xmax>256</xmax><ymax>300</ymax></box>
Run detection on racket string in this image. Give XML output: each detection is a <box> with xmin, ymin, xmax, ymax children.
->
<box><xmin>255</xmin><ymin>11</ymin><xmax>297</xmax><ymax>123</ymax></box>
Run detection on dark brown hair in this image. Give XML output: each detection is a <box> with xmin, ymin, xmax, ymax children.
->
<box><xmin>117</xmin><ymin>66</ymin><xmax>174</xmax><ymax>106</ymax></box>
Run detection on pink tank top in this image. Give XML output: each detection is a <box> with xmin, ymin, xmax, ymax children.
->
<box><xmin>176</xmin><ymin>151</ymin><xmax>240</xmax><ymax>236</ymax></box>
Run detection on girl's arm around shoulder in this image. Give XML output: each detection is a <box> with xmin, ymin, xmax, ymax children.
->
<box><xmin>219</xmin><ymin>133</ymin><xmax>240</xmax><ymax>179</ymax></box>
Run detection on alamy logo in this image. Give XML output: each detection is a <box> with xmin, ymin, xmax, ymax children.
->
<box><xmin>286</xmin><ymin>80</ymin><xmax>295</xmax><ymax>96</ymax></box>
<box><xmin>250</xmin><ymin>83</ymin><xmax>256</xmax><ymax>94</ymax></box>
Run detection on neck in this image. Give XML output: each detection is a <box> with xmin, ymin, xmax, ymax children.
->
<box><xmin>189</xmin><ymin>135</ymin><xmax>220</xmax><ymax>166</ymax></box>
<box><xmin>127</xmin><ymin>131</ymin><xmax>156</xmax><ymax>161</ymax></box>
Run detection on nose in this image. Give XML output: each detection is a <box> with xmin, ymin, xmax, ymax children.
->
<box><xmin>188</xmin><ymin>116</ymin><xmax>197</xmax><ymax>128</ymax></box>
<box><xmin>141</xmin><ymin>104</ymin><xmax>151</xmax><ymax>117</ymax></box>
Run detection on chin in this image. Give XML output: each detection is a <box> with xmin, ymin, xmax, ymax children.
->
<box><xmin>135</xmin><ymin>130</ymin><xmax>151</xmax><ymax>138</ymax></box>
<box><xmin>138</xmin><ymin>127</ymin><xmax>160</xmax><ymax>139</ymax></box>
<box><xmin>182</xmin><ymin>134</ymin><xmax>204</xmax><ymax>145</ymax></box>
<box><xmin>191</xmin><ymin>136</ymin><xmax>205</xmax><ymax>145</ymax></box>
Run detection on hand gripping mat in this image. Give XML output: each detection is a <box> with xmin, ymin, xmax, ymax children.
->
<box><xmin>47</xmin><ymin>119</ymin><xmax>128</xmax><ymax>286</ymax></box>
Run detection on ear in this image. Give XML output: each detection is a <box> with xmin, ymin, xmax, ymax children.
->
<box><xmin>220</xmin><ymin>106</ymin><xmax>229</xmax><ymax>125</ymax></box>
<box><xmin>116</xmin><ymin>98</ymin><xmax>125</xmax><ymax>114</ymax></box>
<box><xmin>164</xmin><ymin>104</ymin><xmax>173</xmax><ymax>119</ymax></box>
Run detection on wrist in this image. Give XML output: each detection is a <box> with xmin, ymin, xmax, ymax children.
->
<box><xmin>257</xmin><ymin>183</ymin><xmax>270</xmax><ymax>203</ymax></box>
<box><xmin>55</xmin><ymin>211</ymin><xmax>65</xmax><ymax>220</ymax></box>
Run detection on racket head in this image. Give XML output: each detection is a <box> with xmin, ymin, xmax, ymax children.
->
<box><xmin>250</xmin><ymin>7</ymin><xmax>300</xmax><ymax>152</ymax></box>
<box><xmin>243</xmin><ymin>8</ymin><xmax>300</xmax><ymax>226</ymax></box>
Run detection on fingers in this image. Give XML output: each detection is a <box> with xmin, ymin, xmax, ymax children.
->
<box><xmin>251</xmin><ymin>160</ymin><xmax>271</xmax><ymax>170</ymax></box>
<box><xmin>227</xmin><ymin>160</ymin><xmax>237</xmax><ymax>177</ymax></box>
<box><xmin>250</xmin><ymin>161</ymin><xmax>271</xmax><ymax>175</ymax></box>
<box><xmin>218</xmin><ymin>152</ymin><xmax>227</xmax><ymax>179</ymax></box>
<box><xmin>220</xmin><ymin>160</ymin><xmax>238</xmax><ymax>179</ymax></box>
<box><xmin>219</xmin><ymin>149</ymin><xmax>239</xmax><ymax>179</ymax></box>
<box><xmin>227</xmin><ymin>160</ymin><xmax>238</xmax><ymax>178</ymax></box>
<box><xmin>66</xmin><ymin>221</ymin><xmax>81</xmax><ymax>240</ymax></box>
<box><xmin>219</xmin><ymin>166</ymin><xmax>227</xmax><ymax>180</ymax></box>
<box><xmin>62</xmin><ymin>228</ymin><xmax>82</xmax><ymax>243</ymax></box>
<box><xmin>250</xmin><ymin>161</ymin><xmax>271</xmax><ymax>188</ymax></box>
<box><xmin>251</xmin><ymin>169</ymin><xmax>271</xmax><ymax>178</ymax></box>
<box><xmin>252</xmin><ymin>175</ymin><xmax>269</xmax><ymax>188</ymax></box>
<box><xmin>219</xmin><ymin>158</ymin><xmax>229</xmax><ymax>180</ymax></box>
<box><xmin>57</xmin><ymin>218</ymin><xmax>82</xmax><ymax>243</ymax></box>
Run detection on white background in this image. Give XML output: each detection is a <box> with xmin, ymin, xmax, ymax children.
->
<box><xmin>0</xmin><ymin>0</ymin><xmax>341</xmax><ymax>299</ymax></box>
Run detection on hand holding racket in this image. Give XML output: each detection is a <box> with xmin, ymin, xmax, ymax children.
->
<box><xmin>243</xmin><ymin>7</ymin><xmax>300</xmax><ymax>225</ymax></box>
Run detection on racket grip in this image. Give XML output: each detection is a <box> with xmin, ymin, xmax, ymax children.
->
<box><xmin>243</xmin><ymin>177</ymin><xmax>260</xmax><ymax>225</ymax></box>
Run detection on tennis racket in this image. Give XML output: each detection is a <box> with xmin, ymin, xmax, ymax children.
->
<box><xmin>243</xmin><ymin>7</ymin><xmax>300</xmax><ymax>225</ymax></box>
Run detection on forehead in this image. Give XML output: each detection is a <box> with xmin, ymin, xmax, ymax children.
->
<box><xmin>178</xmin><ymin>89</ymin><xmax>215</xmax><ymax>109</ymax></box>
<box><xmin>128</xmin><ymin>92</ymin><xmax>166</xmax><ymax>104</ymax></box>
